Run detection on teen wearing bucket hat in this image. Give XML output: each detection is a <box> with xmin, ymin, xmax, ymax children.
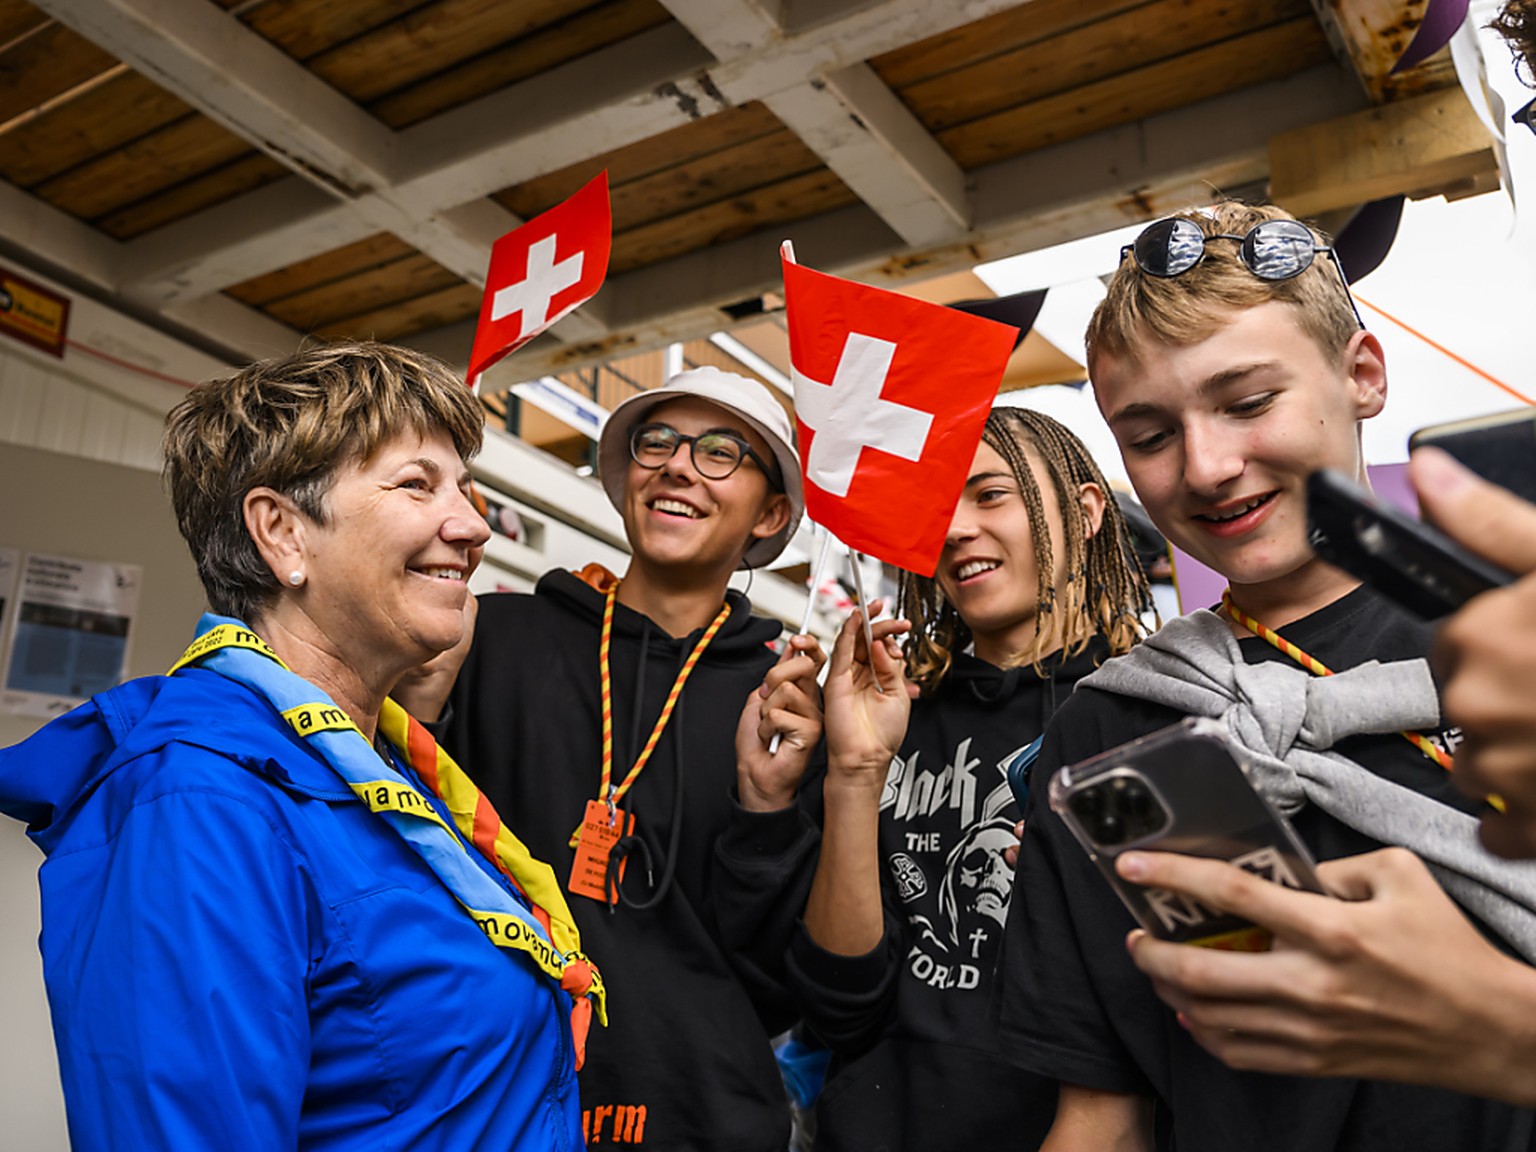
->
<box><xmin>598</xmin><ymin>364</ymin><xmax>804</xmax><ymax>571</ymax></box>
<box><xmin>395</xmin><ymin>366</ymin><xmax>830</xmax><ymax>1151</ymax></box>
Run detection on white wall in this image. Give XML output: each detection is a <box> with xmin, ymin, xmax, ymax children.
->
<box><xmin>0</xmin><ymin>441</ymin><xmax>212</xmax><ymax>1151</ymax></box>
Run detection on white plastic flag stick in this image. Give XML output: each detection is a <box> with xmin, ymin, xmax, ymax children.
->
<box><xmin>768</xmin><ymin>232</ymin><xmax>804</xmax><ymax>760</ymax></box>
<box><xmin>796</xmin><ymin>528</ymin><xmax>835</xmax><ymax>636</ymax></box>
<box><xmin>768</xmin><ymin>527</ymin><xmax>834</xmax><ymax>755</ymax></box>
<box><xmin>848</xmin><ymin>551</ymin><xmax>886</xmax><ymax>696</ymax></box>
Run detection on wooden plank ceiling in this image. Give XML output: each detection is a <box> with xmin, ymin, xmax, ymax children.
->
<box><xmin>0</xmin><ymin>0</ymin><xmax>1474</xmax><ymax>407</ymax></box>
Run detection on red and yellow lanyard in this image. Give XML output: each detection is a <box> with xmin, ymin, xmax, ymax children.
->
<box><xmin>572</xmin><ymin>581</ymin><xmax>730</xmax><ymax>843</ymax></box>
<box><xmin>1221</xmin><ymin>589</ymin><xmax>1455</xmax><ymax>771</ymax></box>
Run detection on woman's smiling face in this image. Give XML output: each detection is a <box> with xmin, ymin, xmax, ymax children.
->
<box><xmin>294</xmin><ymin>428</ymin><xmax>489</xmax><ymax>671</ymax></box>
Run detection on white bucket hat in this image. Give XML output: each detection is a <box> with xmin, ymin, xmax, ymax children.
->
<box><xmin>597</xmin><ymin>366</ymin><xmax>804</xmax><ymax>569</ymax></box>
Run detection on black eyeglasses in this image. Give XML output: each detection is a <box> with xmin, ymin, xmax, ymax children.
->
<box><xmin>629</xmin><ymin>422</ymin><xmax>778</xmax><ymax>484</ymax></box>
<box><xmin>1514</xmin><ymin>95</ymin><xmax>1536</xmax><ymax>137</ymax></box>
<box><xmin>1122</xmin><ymin>216</ymin><xmax>1365</xmax><ymax>329</ymax></box>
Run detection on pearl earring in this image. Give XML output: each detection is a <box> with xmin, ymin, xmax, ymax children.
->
<box><xmin>288</xmin><ymin>571</ymin><xmax>305</xmax><ymax>587</ymax></box>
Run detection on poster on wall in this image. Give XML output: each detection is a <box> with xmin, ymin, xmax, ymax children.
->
<box><xmin>0</xmin><ymin>547</ymin><xmax>17</xmax><ymax>627</ymax></box>
<box><xmin>0</xmin><ymin>552</ymin><xmax>141</xmax><ymax>718</ymax></box>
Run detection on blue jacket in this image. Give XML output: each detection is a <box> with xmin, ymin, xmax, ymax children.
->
<box><xmin>0</xmin><ymin>666</ymin><xmax>582</xmax><ymax>1151</ymax></box>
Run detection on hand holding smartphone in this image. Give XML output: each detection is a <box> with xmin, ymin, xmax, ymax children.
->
<box><xmin>1049</xmin><ymin>718</ymin><xmax>1324</xmax><ymax>951</ymax></box>
<box><xmin>1306</xmin><ymin>469</ymin><xmax>1513</xmax><ymax>620</ymax></box>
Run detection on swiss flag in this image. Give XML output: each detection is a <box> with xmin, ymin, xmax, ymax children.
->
<box><xmin>783</xmin><ymin>257</ymin><xmax>1016</xmax><ymax>575</ymax></box>
<box><xmin>467</xmin><ymin>171</ymin><xmax>612</xmax><ymax>385</ymax></box>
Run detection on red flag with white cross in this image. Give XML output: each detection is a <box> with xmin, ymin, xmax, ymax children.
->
<box><xmin>467</xmin><ymin>170</ymin><xmax>611</xmax><ymax>386</ymax></box>
<box><xmin>782</xmin><ymin>255</ymin><xmax>1017</xmax><ymax>575</ymax></box>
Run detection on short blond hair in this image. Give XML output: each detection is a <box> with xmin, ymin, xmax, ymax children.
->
<box><xmin>164</xmin><ymin>341</ymin><xmax>484</xmax><ymax>623</ymax></box>
<box><xmin>1085</xmin><ymin>202</ymin><xmax>1360</xmax><ymax>376</ymax></box>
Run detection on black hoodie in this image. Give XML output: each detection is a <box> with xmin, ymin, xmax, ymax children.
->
<box><xmin>437</xmin><ymin>568</ymin><xmax>821</xmax><ymax>1151</ymax></box>
<box><xmin>787</xmin><ymin>639</ymin><xmax>1112</xmax><ymax>1152</ymax></box>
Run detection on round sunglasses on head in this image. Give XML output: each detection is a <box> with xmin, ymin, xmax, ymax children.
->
<box><xmin>1125</xmin><ymin>217</ymin><xmax>1328</xmax><ymax>279</ymax></box>
<box><xmin>629</xmin><ymin>421</ymin><xmax>777</xmax><ymax>484</ymax></box>
<box><xmin>1122</xmin><ymin>216</ymin><xmax>1364</xmax><ymax>328</ymax></box>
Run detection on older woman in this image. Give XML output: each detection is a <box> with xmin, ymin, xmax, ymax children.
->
<box><xmin>0</xmin><ymin>343</ymin><xmax>601</xmax><ymax>1151</ymax></box>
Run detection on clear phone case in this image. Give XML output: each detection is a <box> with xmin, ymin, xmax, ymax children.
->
<box><xmin>1049</xmin><ymin>717</ymin><xmax>1324</xmax><ymax>949</ymax></box>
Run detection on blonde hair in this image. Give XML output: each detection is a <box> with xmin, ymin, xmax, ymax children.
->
<box><xmin>164</xmin><ymin>341</ymin><xmax>484</xmax><ymax>623</ymax></box>
<box><xmin>1085</xmin><ymin>202</ymin><xmax>1360</xmax><ymax>376</ymax></box>
<box><xmin>898</xmin><ymin>407</ymin><xmax>1153</xmax><ymax>696</ymax></box>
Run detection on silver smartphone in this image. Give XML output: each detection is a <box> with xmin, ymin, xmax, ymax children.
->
<box><xmin>1049</xmin><ymin>718</ymin><xmax>1325</xmax><ymax>951</ymax></box>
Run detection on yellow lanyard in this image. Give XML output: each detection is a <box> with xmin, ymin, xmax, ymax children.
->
<box><xmin>597</xmin><ymin>581</ymin><xmax>731</xmax><ymax>810</ymax></box>
<box><xmin>1221</xmin><ymin>589</ymin><xmax>1455</xmax><ymax>771</ymax></box>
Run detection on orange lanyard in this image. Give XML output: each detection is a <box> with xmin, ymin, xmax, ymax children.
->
<box><xmin>597</xmin><ymin>581</ymin><xmax>731</xmax><ymax>810</ymax></box>
<box><xmin>1221</xmin><ymin>589</ymin><xmax>1456</xmax><ymax>772</ymax></box>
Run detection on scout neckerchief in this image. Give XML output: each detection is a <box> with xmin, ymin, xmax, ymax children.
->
<box><xmin>1220</xmin><ymin>589</ymin><xmax>1457</xmax><ymax>772</ymax></box>
<box><xmin>566</xmin><ymin>577</ymin><xmax>731</xmax><ymax>905</ymax></box>
<box><xmin>168</xmin><ymin>615</ymin><xmax>607</xmax><ymax>1065</ymax></box>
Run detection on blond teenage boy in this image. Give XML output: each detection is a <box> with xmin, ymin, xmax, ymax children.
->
<box><xmin>996</xmin><ymin>202</ymin><xmax>1536</xmax><ymax>1152</ymax></box>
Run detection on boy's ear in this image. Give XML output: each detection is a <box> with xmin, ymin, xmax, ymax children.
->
<box><xmin>1345</xmin><ymin>330</ymin><xmax>1388</xmax><ymax>419</ymax></box>
<box><xmin>1078</xmin><ymin>481</ymin><xmax>1107</xmax><ymax>541</ymax></box>
<box><xmin>749</xmin><ymin>492</ymin><xmax>792</xmax><ymax>542</ymax></box>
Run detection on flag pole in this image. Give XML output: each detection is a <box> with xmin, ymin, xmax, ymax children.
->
<box><xmin>769</xmin><ymin>236</ymin><xmax>808</xmax><ymax>755</ymax></box>
<box><xmin>769</xmin><ymin>232</ymin><xmax>807</xmax><ymax>757</ymax></box>
<box><xmin>848</xmin><ymin>551</ymin><xmax>886</xmax><ymax>696</ymax></box>
<box><xmin>797</xmin><ymin>527</ymin><xmax>835</xmax><ymax>636</ymax></box>
<box><xmin>768</xmin><ymin>526</ymin><xmax>833</xmax><ymax>755</ymax></box>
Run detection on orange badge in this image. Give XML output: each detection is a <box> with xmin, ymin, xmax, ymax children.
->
<box><xmin>568</xmin><ymin>799</ymin><xmax>633</xmax><ymax>903</ymax></box>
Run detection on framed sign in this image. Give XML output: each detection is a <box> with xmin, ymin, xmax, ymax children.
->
<box><xmin>0</xmin><ymin>265</ymin><xmax>69</xmax><ymax>357</ymax></box>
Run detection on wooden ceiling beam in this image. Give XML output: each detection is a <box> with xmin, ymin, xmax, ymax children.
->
<box><xmin>761</xmin><ymin>66</ymin><xmax>970</xmax><ymax>245</ymax></box>
<box><xmin>32</xmin><ymin>0</ymin><xmax>398</xmax><ymax>196</ymax></box>
<box><xmin>452</xmin><ymin>62</ymin><xmax>1365</xmax><ymax>381</ymax></box>
<box><xmin>0</xmin><ymin>174</ymin><xmax>120</xmax><ymax>292</ymax></box>
<box><xmin>109</xmin><ymin>22</ymin><xmax>708</xmax><ymax>323</ymax></box>
<box><xmin>658</xmin><ymin>0</ymin><xmax>970</xmax><ymax>245</ymax></box>
<box><xmin>706</xmin><ymin>0</ymin><xmax>1027</xmax><ymax>101</ymax></box>
<box><xmin>160</xmin><ymin>291</ymin><xmax>312</xmax><ymax>361</ymax></box>
<box><xmin>1307</xmin><ymin>0</ymin><xmax>1459</xmax><ymax>103</ymax></box>
<box><xmin>34</xmin><ymin>0</ymin><xmax>602</xmax><ymax>338</ymax></box>
<box><xmin>121</xmin><ymin>182</ymin><xmax>368</xmax><ymax>306</ymax></box>
<box><xmin>24</xmin><ymin>1</ymin><xmax>461</xmax><ymax>313</ymax></box>
<box><xmin>1269</xmin><ymin>85</ymin><xmax>1498</xmax><ymax>218</ymax></box>
<box><xmin>114</xmin><ymin>1</ymin><xmax>1013</xmax><ymax>312</ymax></box>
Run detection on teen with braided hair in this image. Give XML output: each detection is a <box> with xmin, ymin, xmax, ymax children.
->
<box><xmin>781</xmin><ymin>405</ymin><xmax>1154</xmax><ymax>1152</ymax></box>
<box><xmin>902</xmin><ymin>406</ymin><xmax>1151</xmax><ymax>692</ymax></box>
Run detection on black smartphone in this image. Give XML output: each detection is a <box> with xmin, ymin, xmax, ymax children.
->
<box><xmin>1306</xmin><ymin>469</ymin><xmax>1513</xmax><ymax>619</ymax></box>
<box><xmin>1410</xmin><ymin>408</ymin><xmax>1536</xmax><ymax>504</ymax></box>
<box><xmin>1049</xmin><ymin>718</ymin><xmax>1324</xmax><ymax>951</ymax></box>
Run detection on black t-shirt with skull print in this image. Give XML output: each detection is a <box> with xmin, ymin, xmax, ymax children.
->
<box><xmin>786</xmin><ymin>639</ymin><xmax>1111</xmax><ymax>1152</ymax></box>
